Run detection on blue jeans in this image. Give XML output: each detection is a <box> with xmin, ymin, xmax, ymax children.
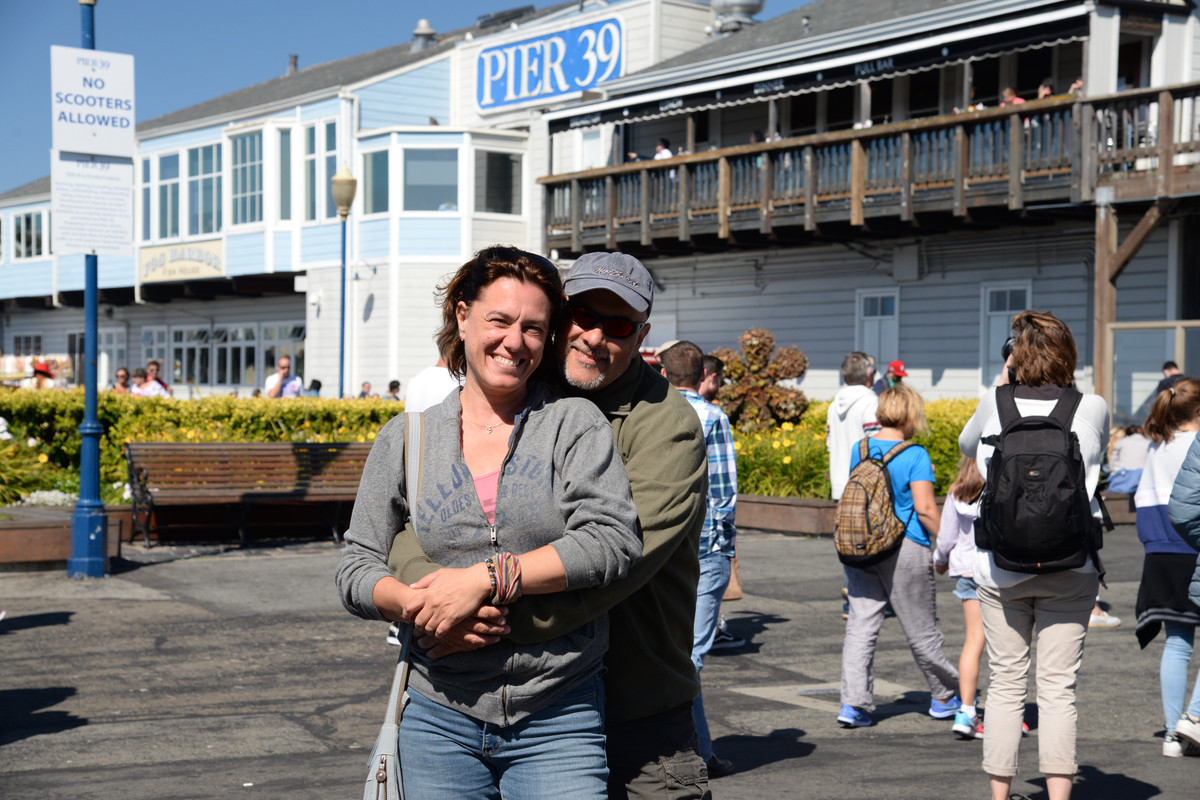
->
<box><xmin>397</xmin><ymin>673</ymin><xmax>608</xmax><ymax>799</ymax></box>
<box><xmin>691</xmin><ymin>554</ymin><xmax>731</xmax><ymax>761</ymax></box>
<box><xmin>1161</xmin><ymin>622</ymin><xmax>1200</xmax><ymax>732</ymax></box>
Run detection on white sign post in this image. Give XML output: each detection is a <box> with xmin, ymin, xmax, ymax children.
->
<box><xmin>50</xmin><ymin>45</ymin><xmax>135</xmax><ymax>158</ymax></box>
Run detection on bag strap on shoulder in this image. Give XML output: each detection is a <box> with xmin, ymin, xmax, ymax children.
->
<box><xmin>384</xmin><ymin>411</ymin><xmax>425</xmax><ymax>728</ymax></box>
<box><xmin>880</xmin><ymin>440</ymin><xmax>915</xmax><ymax>466</ymax></box>
<box><xmin>995</xmin><ymin>383</ymin><xmax>1019</xmax><ymax>427</ymax></box>
<box><xmin>1048</xmin><ymin>387</ymin><xmax>1083</xmax><ymax>429</ymax></box>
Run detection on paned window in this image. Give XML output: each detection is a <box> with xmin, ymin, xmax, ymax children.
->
<box><xmin>13</xmin><ymin>334</ymin><xmax>43</xmax><ymax>357</ymax></box>
<box><xmin>303</xmin><ymin>122</ymin><xmax>338</xmax><ymax>221</ymax></box>
<box><xmin>475</xmin><ymin>151</ymin><xmax>521</xmax><ymax>214</ymax></box>
<box><xmin>982</xmin><ymin>283</ymin><xmax>1031</xmax><ymax>387</ymax></box>
<box><xmin>232</xmin><ymin>132</ymin><xmax>263</xmax><ymax>225</ymax></box>
<box><xmin>14</xmin><ymin>211</ymin><xmax>49</xmax><ymax>259</ymax></box>
<box><xmin>212</xmin><ymin>326</ymin><xmax>258</xmax><ymax>386</ymax></box>
<box><xmin>279</xmin><ymin>129</ymin><xmax>292</xmax><ymax>221</ymax></box>
<box><xmin>158</xmin><ymin>154</ymin><xmax>179</xmax><ymax>238</ymax></box>
<box><xmin>141</xmin><ymin>159</ymin><xmax>151</xmax><ymax>241</ymax></box>
<box><xmin>304</xmin><ymin>126</ymin><xmax>317</xmax><ymax>221</ymax></box>
<box><xmin>404</xmin><ymin>150</ymin><xmax>458</xmax><ymax>211</ymax></box>
<box><xmin>188</xmin><ymin>144</ymin><xmax>222</xmax><ymax>235</ymax></box>
<box><xmin>363</xmin><ymin>150</ymin><xmax>388</xmax><ymax>214</ymax></box>
<box><xmin>171</xmin><ymin>327</ymin><xmax>212</xmax><ymax>385</ymax></box>
<box><xmin>856</xmin><ymin>288</ymin><xmax>900</xmax><ymax>367</ymax></box>
<box><xmin>141</xmin><ymin>326</ymin><xmax>168</xmax><ymax>367</ymax></box>
<box><xmin>325</xmin><ymin>122</ymin><xmax>338</xmax><ymax>218</ymax></box>
<box><xmin>262</xmin><ymin>324</ymin><xmax>306</xmax><ymax>381</ymax></box>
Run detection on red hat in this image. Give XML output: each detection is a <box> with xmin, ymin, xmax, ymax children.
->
<box><xmin>32</xmin><ymin>362</ymin><xmax>55</xmax><ymax>378</ymax></box>
<box><xmin>888</xmin><ymin>360</ymin><xmax>908</xmax><ymax>377</ymax></box>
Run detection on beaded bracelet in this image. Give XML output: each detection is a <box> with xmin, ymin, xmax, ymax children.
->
<box><xmin>485</xmin><ymin>558</ymin><xmax>498</xmax><ymax>602</ymax></box>
<box><xmin>488</xmin><ymin>552</ymin><xmax>522</xmax><ymax>605</ymax></box>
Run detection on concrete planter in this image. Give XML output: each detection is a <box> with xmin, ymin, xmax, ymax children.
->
<box><xmin>738</xmin><ymin>494</ymin><xmax>838</xmax><ymax>536</ymax></box>
<box><xmin>0</xmin><ymin>506</ymin><xmax>124</xmax><ymax>568</ymax></box>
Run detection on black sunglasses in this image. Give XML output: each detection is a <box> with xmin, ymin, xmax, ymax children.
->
<box><xmin>569</xmin><ymin>303</ymin><xmax>647</xmax><ymax>339</ymax></box>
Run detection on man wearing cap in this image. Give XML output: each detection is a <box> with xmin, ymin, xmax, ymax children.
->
<box><xmin>388</xmin><ymin>251</ymin><xmax>711</xmax><ymax>799</ymax></box>
<box><xmin>872</xmin><ymin>359</ymin><xmax>908</xmax><ymax>396</ymax></box>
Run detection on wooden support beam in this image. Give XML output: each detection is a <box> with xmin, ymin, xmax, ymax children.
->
<box><xmin>1110</xmin><ymin>199</ymin><xmax>1176</xmax><ymax>283</ymax></box>
<box><xmin>677</xmin><ymin>165</ymin><xmax>691</xmax><ymax>242</ymax></box>
<box><xmin>900</xmin><ymin>132</ymin><xmax>913</xmax><ymax>222</ymax></box>
<box><xmin>760</xmin><ymin>151</ymin><xmax>773</xmax><ymax>235</ymax></box>
<box><xmin>1072</xmin><ymin>101</ymin><xmax>1090</xmax><ymax>204</ymax></box>
<box><xmin>803</xmin><ymin>146</ymin><xmax>815</xmax><ymax>232</ymax></box>
<box><xmin>1157</xmin><ymin>89</ymin><xmax>1175</xmax><ymax>198</ymax></box>
<box><xmin>953</xmin><ymin>124</ymin><xmax>967</xmax><ymax>217</ymax></box>
<box><xmin>1094</xmin><ymin>204</ymin><xmax>1117</xmax><ymax>405</ymax></box>
<box><xmin>850</xmin><ymin>139</ymin><xmax>865</xmax><ymax>227</ymax></box>
<box><xmin>1007</xmin><ymin>112</ymin><xmax>1024</xmax><ymax>210</ymax></box>
<box><xmin>718</xmin><ymin>156</ymin><xmax>731</xmax><ymax>240</ymax></box>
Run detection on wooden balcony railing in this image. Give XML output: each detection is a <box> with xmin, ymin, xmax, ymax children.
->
<box><xmin>541</xmin><ymin>81</ymin><xmax>1200</xmax><ymax>254</ymax></box>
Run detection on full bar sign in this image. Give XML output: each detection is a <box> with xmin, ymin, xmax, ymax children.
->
<box><xmin>51</xmin><ymin>45</ymin><xmax>134</xmax><ymax>158</ymax></box>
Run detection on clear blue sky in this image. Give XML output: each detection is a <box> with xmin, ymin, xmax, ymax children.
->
<box><xmin>0</xmin><ymin>0</ymin><xmax>816</xmax><ymax>194</ymax></box>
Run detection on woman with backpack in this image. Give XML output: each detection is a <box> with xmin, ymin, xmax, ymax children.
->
<box><xmin>837</xmin><ymin>384</ymin><xmax>961</xmax><ymax>729</ymax></box>
<box><xmin>1133</xmin><ymin>378</ymin><xmax>1200</xmax><ymax>757</ymax></box>
<box><xmin>959</xmin><ymin>310</ymin><xmax>1110</xmax><ymax>800</ymax></box>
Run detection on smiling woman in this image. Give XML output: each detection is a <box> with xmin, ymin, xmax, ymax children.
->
<box><xmin>336</xmin><ymin>245</ymin><xmax>641</xmax><ymax>799</ymax></box>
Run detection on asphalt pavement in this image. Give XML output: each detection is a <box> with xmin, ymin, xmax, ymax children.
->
<box><xmin>0</xmin><ymin>524</ymin><xmax>1193</xmax><ymax>800</ymax></box>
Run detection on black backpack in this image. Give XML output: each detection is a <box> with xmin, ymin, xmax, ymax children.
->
<box><xmin>974</xmin><ymin>384</ymin><xmax>1111</xmax><ymax>574</ymax></box>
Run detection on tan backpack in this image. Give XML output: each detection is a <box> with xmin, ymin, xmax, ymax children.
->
<box><xmin>834</xmin><ymin>438</ymin><xmax>914</xmax><ymax>567</ymax></box>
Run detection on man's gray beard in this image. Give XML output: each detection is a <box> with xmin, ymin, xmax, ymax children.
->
<box><xmin>560</xmin><ymin>353</ymin><xmax>607</xmax><ymax>392</ymax></box>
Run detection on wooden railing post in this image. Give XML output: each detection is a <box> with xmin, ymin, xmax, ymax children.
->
<box><xmin>1093</xmin><ymin>204</ymin><xmax>1117</xmax><ymax>404</ymax></box>
<box><xmin>570</xmin><ymin>178</ymin><xmax>581</xmax><ymax>253</ymax></box>
<box><xmin>1008</xmin><ymin>112</ymin><xmax>1024</xmax><ymax>210</ymax></box>
<box><xmin>606</xmin><ymin>175</ymin><xmax>617</xmax><ymax>250</ymax></box>
<box><xmin>640</xmin><ymin>168</ymin><xmax>651</xmax><ymax>246</ymax></box>
<box><xmin>678</xmin><ymin>163</ymin><xmax>691</xmax><ymax>242</ymax></box>
<box><xmin>900</xmin><ymin>132</ymin><xmax>913</xmax><ymax>222</ymax></box>
<box><xmin>850</xmin><ymin>139</ymin><xmax>865</xmax><ymax>226</ymax></box>
<box><xmin>718</xmin><ymin>156</ymin><xmax>731</xmax><ymax>239</ymax></box>
<box><xmin>1157</xmin><ymin>89</ymin><xmax>1175</xmax><ymax>197</ymax></box>
<box><xmin>1073</xmin><ymin>100</ymin><xmax>1091</xmax><ymax>203</ymax></box>
<box><xmin>760</xmin><ymin>152</ymin><xmax>773</xmax><ymax>235</ymax></box>
<box><xmin>803</xmin><ymin>146</ymin><xmax>815</xmax><ymax>231</ymax></box>
<box><xmin>953</xmin><ymin>124</ymin><xmax>967</xmax><ymax>217</ymax></box>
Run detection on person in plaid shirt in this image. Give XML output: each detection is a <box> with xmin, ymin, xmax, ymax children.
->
<box><xmin>659</xmin><ymin>340</ymin><xmax>738</xmax><ymax>778</ymax></box>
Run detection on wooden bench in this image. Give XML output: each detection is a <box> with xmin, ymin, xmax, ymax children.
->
<box><xmin>125</xmin><ymin>441</ymin><xmax>373</xmax><ymax>546</ymax></box>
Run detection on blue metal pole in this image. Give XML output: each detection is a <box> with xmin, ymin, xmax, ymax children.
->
<box><xmin>69</xmin><ymin>0</ymin><xmax>108</xmax><ymax>578</ymax></box>
<box><xmin>338</xmin><ymin>216</ymin><xmax>347</xmax><ymax>399</ymax></box>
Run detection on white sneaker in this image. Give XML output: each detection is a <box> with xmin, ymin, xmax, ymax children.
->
<box><xmin>1089</xmin><ymin>611</ymin><xmax>1121</xmax><ymax>628</ymax></box>
<box><xmin>1176</xmin><ymin>715</ymin><xmax>1200</xmax><ymax>750</ymax></box>
<box><xmin>1165</xmin><ymin>732</ymin><xmax>1184</xmax><ymax>757</ymax></box>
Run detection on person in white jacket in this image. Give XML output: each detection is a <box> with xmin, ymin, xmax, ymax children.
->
<box><xmin>826</xmin><ymin>351</ymin><xmax>882</xmax><ymax>500</ymax></box>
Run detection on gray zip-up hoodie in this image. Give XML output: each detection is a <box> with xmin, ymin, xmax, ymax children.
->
<box><xmin>335</xmin><ymin>381</ymin><xmax>640</xmax><ymax>725</ymax></box>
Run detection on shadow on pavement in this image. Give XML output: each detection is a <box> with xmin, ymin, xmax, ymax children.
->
<box><xmin>716</xmin><ymin>729</ymin><xmax>814</xmax><ymax>772</ymax></box>
<box><xmin>1021</xmin><ymin>765</ymin><xmax>1161</xmax><ymax>800</ymax></box>
<box><xmin>0</xmin><ymin>687</ymin><xmax>86</xmax><ymax>744</ymax></box>
<box><xmin>0</xmin><ymin>611</ymin><xmax>73</xmax><ymax>635</ymax></box>
<box><xmin>709</xmin><ymin>611</ymin><xmax>788</xmax><ymax>655</ymax></box>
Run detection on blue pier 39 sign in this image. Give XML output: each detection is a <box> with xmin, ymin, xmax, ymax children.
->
<box><xmin>477</xmin><ymin>18</ymin><xmax>623</xmax><ymax>112</ymax></box>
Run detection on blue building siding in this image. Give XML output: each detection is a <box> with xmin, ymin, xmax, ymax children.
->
<box><xmin>2</xmin><ymin>260</ymin><xmax>53</xmax><ymax>297</ymax></box>
<box><xmin>398</xmin><ymin>218</ymin><xmax>460</xmax><ymax>256</ymax></box>
<box><xmin>301</xmin><ymin>98</ymin><xmax>340</xmax><ymax>122</ymax></box>
<box><xmin>395</xmin><ymin>132</ymin><xmax>466</xmax><ymax>146</ymax></box>
<box><xmin>301</xmin><ymin>225</ymin><xmax>340</xmax><ymax>263</ymax></box>
<box><xmin>98</xmin><ymin>254</ymin><xmax>135</xmax><ymax>289</ymax></box>
<box><xmin>138</xmin><ymin>123</ymin><xmax>226</xmax><ymax>155</ymax></box>
<box><xmin>359</xmin><ymin>219</ymin><xmax>390</xmax><ymax>259</ymax></box>
<box><xmin>359</xmin><ymin>134</ymin><xmax>390</xmax><ymax>150</ymax></box>
<box><xmin>274</xmin><ymin>231</ymin><xmax>294</xmax><ymax>272</ymax></box>
<box><xmin>359</xmin><ymin>60</ymin><xmax>451</xmax><ymax>129</ymax></box>
<box><xmin>227</xmin><ymin>232</ymin><xmax>266</xmax><ymax>276</ymax></box>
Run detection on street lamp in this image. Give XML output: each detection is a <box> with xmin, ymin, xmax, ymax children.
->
<box><xmin>331</xmin><ymin>165</ymin><xmax>357</xmax><ymax>399</ymax></box>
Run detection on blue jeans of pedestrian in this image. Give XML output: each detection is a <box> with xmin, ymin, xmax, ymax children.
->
<box><xmin>691</xmin><ymin>554</ymin><xmax>731</xmax><ymax>761</ymax></box>
<box><xmin>397</xmin><ymin>672</ymin><xmax>608</xmax><ymax>799</ymax></box>
<box><xmin>1161</xmin><ymin>621</ymin><xmax>1200</xmax><ymax>732</ymax></box>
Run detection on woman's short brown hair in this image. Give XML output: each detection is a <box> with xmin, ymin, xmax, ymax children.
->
<box><xmin>876</xmin><ymin>384</ymin><xmax>927</xmax><ymax>439</ymax></box>
<box><xmin>1143</xmin><ymin>377</ymin><xmax>1200</xmax><ymax>443</ymax></box>
<box><xmin>1010</xmin><ymin>310</ymin><xmax>1077</xmax><ymax>387</ymax></box>
<box><xmin>435</xmin><ymin>246</ymin><xmax>563</xmax><ymax>380</ymax></box>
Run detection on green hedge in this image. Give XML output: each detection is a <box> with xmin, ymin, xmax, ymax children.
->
<box><xmin>1</xmin><ymin>388</ymin><xmax>980</xmax><ymax>505</ymax></box>
<box><xmin>734</xmin><ymin>397</ymin><xmax>980</xmax><ymax>498</ymax></box>
<box><xmin>0</xmin><ymin>389</ymin><xmax>404</xmax><ymax>504</ymax></box>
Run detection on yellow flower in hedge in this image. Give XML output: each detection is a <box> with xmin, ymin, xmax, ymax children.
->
<box><xmin>771</xmin><ymin>440</ymin><xmax>781</xmax><ymax>450</ymax></box>
<box><xmin>38</xmin><ymin>453</ymin><xmax>49</xmax><ymax>463</ymax></box>
<box><xmin>733</xmin><ymin>441</ymin><xmax>742</xmax><ymax>451</ymax></box>
<box><xmin>781</xmin><ymin>421</ymin><xmax>795</xmax><ymax>432</ymax></box>
<box><xmin>783</xmin><ymin>456</ymin><xmax>792</xmax><ymax>465</ymax></box>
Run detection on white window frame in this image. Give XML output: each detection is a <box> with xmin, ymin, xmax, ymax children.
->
<box><xmin>401</xmin><ymin>146</ymin><xmax>461</xmax><ymax>213</ymax></box>
<box><xmin>13</xmin><ymin>210</ymin><xmax>50</xmax><ymax>260</ymax></box>
<box><xmin>231</xmin><ymin>130</ymin><xmax>264</xmax><ymax>226</ymax></box>
<box><xmin>361</xmin><ymin>148</ymin><xmax>390</xmax><ymax>216</ymax></box>
<box><xmin>278</xmin><ymin>127</ymin><xmax>293</xmax><ymax>222</ymax></box>
<box><xmin>211</xmin><ymin>324</ymin><xmax>261</xmax><ymax>388</ymax></box>
<box><xmin>303</xmin><ymin>119</ymin><xmax>338</xmax><ymax>223</ymax></box>
<box><xmin>187</xmin><ymin>142</ymin><xmax>223</xmax><ymax>236</ymax></box>
<box><xmin>12</xmin><ymin>334</ymin><xmax>43</xmax><ymax>357</ymax></box>
<box><xmin>979</xmin><ymin>280</ymin><xmax>1033</xmax><ymax>391</ymax></box>
<box><xmin>170</xmin><ymin>326</ymin><xmax>214</xmax><ymax>386</ymax></box>
<box><xmin>140</xmin><ymin>157</ymin><xmax>152</xmax><ymax>242</ymax></box>
<box><xmin>854</xmin><ymin>287</ymin><xmax>900</xmax><ymax>366</ymax></box>
<box><xmin>157</xmin><ymin>152</ymin><xmax>181</xmax><ymax>240</ymax></box>
<box><xmin>141</xmin><ymin>325</ymin><xmax>168</xmax><ymax>368</ymax></box>
<box><xmin>99</xmin><ymin>327</ymin><xmax>128</xmax><ymax>390</ymax></box>
<box><xmin>473</xmin><ymin>148</ymin><xmax>524</xmax><ymax>217</ymax></box>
